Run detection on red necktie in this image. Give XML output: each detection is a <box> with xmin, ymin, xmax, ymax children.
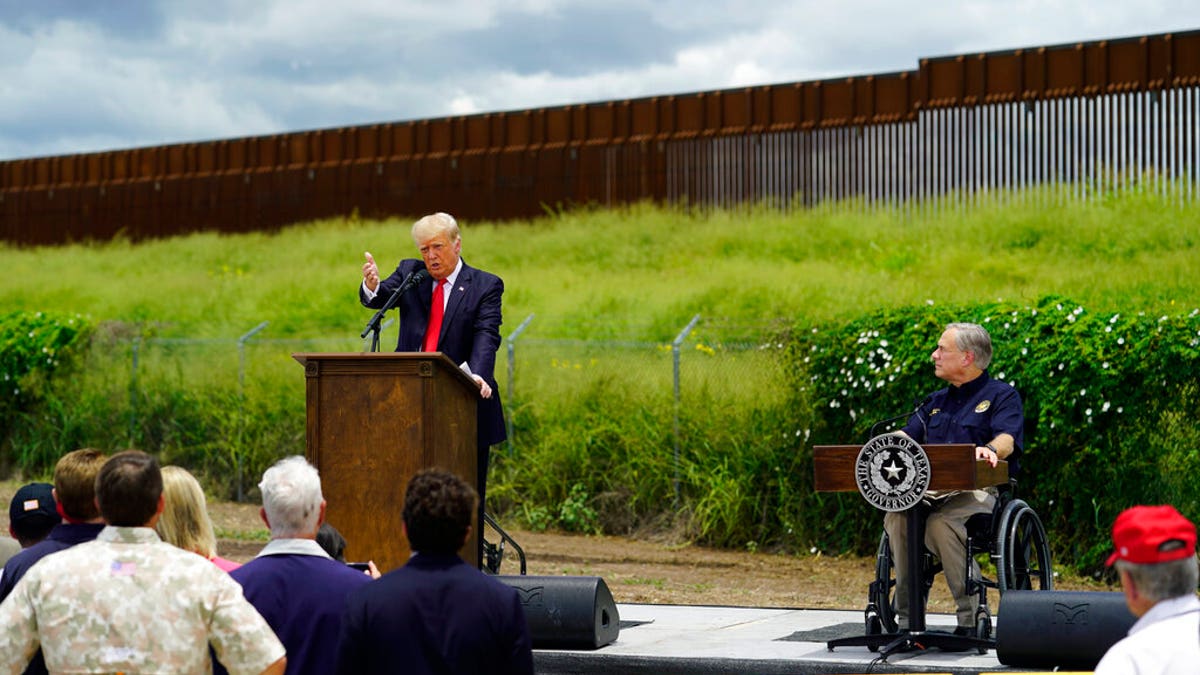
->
<box><xmin>423</xmin><ymin>279</ymin><xmax>447</xmax><ymax>352</ymax></box>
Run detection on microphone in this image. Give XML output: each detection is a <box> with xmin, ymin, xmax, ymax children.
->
<box><xmin>392</xmin><ymin>268</ymin><xmax>431</xmax><ymax>296</ymax></box>
<box><xmin>361</xmin><ymin>268</ymin><xmax>431</xmax><ymax>340</ymax></box>
<box><xmin>867</xmin><ymin>395</ymin><xmax>934</xmax><ymax>441</ymax></box>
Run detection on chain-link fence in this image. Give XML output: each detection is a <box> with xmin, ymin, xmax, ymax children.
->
<box><xmin>64</xmin><ymin>316</ymin><xmax>794</xmax><ymax>501</ymax></box>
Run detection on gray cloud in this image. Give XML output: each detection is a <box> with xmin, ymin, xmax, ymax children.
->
<box><xmin>2</xmin><ymin>0</ymin><xmax>1199</xmax><ymax>160</ymax></box>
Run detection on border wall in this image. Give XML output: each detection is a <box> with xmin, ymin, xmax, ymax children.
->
<box><xmin>2</xmin><ymin>30</ymin><xmax>1200</xmax><ymax>244</ymax></box>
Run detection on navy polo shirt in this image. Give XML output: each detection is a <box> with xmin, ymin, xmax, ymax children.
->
<box><xmin>902</xmin><ymin>371</ymin><xmax>1024</xmax><ymax>475</ymax></box>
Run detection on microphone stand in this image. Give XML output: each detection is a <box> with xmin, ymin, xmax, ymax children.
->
<box><xmin>361</xmin><ymin>271</ymin><xmax>422</xmax><ymax>352</ymax></box>
<box><xmin>867</xmin><ymin>396</ymin><xmax>932</xmax><ymax>440</ymax></box>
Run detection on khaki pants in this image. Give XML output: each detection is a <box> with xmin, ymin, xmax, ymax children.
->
<box><xmin>883</xmin><ymin>489</ymin><xmax>995</xmax><ymax>629</ymax></box>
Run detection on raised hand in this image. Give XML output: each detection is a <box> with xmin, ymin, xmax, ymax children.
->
<box><xmin>362</xmin><ymin>251</ymin><xmax>380</xmax><ymax>292</ymax></box>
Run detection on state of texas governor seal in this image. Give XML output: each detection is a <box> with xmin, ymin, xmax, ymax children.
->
<box><xmin>854</xmin><ymin>432</ymin><xmax>931</xmax><ymax>512</ymax></box>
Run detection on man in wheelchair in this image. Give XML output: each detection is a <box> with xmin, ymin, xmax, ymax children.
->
<box><xmin>882</xmin><ymin>322</ymin><xmax>1024</xmax><ymax>636</ymax></box>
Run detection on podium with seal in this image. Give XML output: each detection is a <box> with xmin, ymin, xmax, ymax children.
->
<box><xmin>813</xmin><ymin>433</ymin><xmax>1008</xmax><ymax>654</ymax></box>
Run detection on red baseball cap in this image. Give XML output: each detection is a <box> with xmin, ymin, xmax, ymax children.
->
<box><xmin>1106</xmin><ymin>505</ymin><xmax>1197</xmax><ymax>566</ymax></box>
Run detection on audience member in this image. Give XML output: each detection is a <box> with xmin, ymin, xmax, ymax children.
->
<box><xmin>0</xmin><ymin>449</ymin><xmax>107</xmax><ymax>603</ymax></box>
<box><xmin>316</xmin><ymin>522</ymin><xmax>348</xmax><ymax>562</ymax></box>
<box><xmin>0</xmin><ymin>450</ymin><xmax>286</xmax><ymax>675</ymax></box>
<box><xmin>2</xmin><ymin>483</ymin><xmax>60</xmax><ymax>567</ymax></box>
<box><xmin>335</xmin><ymin>468</ymin><xmax>533</xmax><ymax>675</ymax></box>
<box><xmin>156</xmin><ymin>466</ymin><xmax>240</xmax><ymax>571</ymax></box>
<box><xmin>1095</xmin><ymin>504</ymin><xmax>1200</xmax><ymax>674</ymax></box>
<box><xmin>228</xmin><ymin>456</ymin><xmax>372</xmax><ymax>675</ymax></box>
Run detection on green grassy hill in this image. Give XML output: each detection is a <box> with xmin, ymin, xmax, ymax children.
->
<box><xmin>3</xmin><ymin>184</ymin><xmax>1196</xmax><ymax>341</ymax></box>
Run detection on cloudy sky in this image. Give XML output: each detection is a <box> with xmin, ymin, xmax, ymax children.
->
<box><xmin>2</xmin><ymin>0</ymin><xmax>1199</xmax><ymax>161</ymax></box>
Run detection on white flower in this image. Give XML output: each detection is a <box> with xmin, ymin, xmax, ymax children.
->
<box><xmin>1102</xmin><ymin>402</ymin><xmax>1111</xmax><ymax>412</ymax></box>
<box><xmin>1118</xmin><ymin>337</ymin><xmax>1125</xmax><ymax>345</ymax></box>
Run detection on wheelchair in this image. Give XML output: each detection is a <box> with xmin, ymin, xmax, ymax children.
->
<box><xmin>863</xmin><ymin>480</ymin><xmax>1053</xmax><ymax>648</ymax></box>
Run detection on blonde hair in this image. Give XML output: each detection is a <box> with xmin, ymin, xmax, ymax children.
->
<box><xmin>54</xmin><ymin>448</ymin><xmax>107</xmax><ymax>521</ymax></box>
<box><xmin>411</xmin><ymin>212</ymin><xmax>460</xmax><ymax>245</ymax></box>
<box><xmin>155</xmin><ymin>466</ymin><xmax>218</xmax><ymax>558</ymax></box>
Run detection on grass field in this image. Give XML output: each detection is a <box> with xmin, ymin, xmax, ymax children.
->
<box><xmin>3</xmin><ymin>182</ymin><xmax>1198</xmax><ymax>342</ymax></box>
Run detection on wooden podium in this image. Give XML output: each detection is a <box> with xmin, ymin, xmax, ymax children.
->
<box><xmin>294</xmin><ymin>352</ymin><xmax>479</xmax><ymax>571</ymax></box>
<box><xmin>813</xmin><ymin>442</ymin><xmax>1008</xmax><ymax>654</ymax></box>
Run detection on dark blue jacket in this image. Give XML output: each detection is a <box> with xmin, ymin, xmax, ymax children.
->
<box><xmin>336</xmin><ymin>552</ymin><xmax>533</xmax><ymax>675</ymax></box>
<box><xmin>360</xmin><ymin>258</ymin><xmax>506</xmax><ymax>448</ymax></box>
<box><xmin>903</xmin><ymin>371</ymin><xmax>1025</xmax><ymax>474</ymax></box>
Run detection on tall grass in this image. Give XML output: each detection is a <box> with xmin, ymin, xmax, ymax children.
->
<box><xmin>4</xmin><ymin>182</ymin><xmax>1198</xmax><ymax>342</ymax></box>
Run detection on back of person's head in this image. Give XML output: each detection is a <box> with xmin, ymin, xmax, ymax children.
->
<box><xmin>9</xmin><ymin>482</ymin><xmax>60</xmax><ymax>545</ymax></box>
<box><xmin>54</xmin><ymin>447</ymin><xmax>108</xmax><ymax>521</ymax></box>
<box><xmin>1108</xmin><ymin>504</ymin><xmax>1199</xmax><ymax>602</ymax></box>
<box><xmin>156</xmin><ymin>466</ymin><xmax>218</xmax><ymax>558</ymax></box>
<box><xmin>259</xmin><ymin>456</ymin><xmax>324</xmax><ymax>539</ymax></box>
<box><xmin>411</xmin><ymin>212</ymin><xmax>460</xmax><ymax>244</ymax></box>
<box><xmin>316</xmin><ymin>522</ymin><xmax>347</xmax><ymax>562</ymax></box>
<box><xmin>402</xmin><ymin>468</ymin><xmax>476</xmax><ymax>554</ymax></box>
<box><xmin>95</xmin><ymin>450</ymin><xmax>163</xmax><ymax>527</ymax></box>
<box><xmin>947</xmin><ymin>322</ymin><xmax>993</xmax><ymax>369</ymax></box>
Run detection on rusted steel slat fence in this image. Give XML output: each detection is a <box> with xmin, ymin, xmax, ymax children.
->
<box><xmin>3</xmin><ymin>30</ymin><xmax>1200</xmax><ymax>244</ymax></box>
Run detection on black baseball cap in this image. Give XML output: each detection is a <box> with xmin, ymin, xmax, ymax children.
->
<box><xmin>9</xmin><ymin>482</ymin><xmax>60</xmax><ymax>536</ymax></box>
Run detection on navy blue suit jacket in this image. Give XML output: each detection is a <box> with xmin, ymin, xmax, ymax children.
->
<box><xmin>335</xmin><ymin>552</ymin><xmax>533</xmax><ymax>675</ymax></box>
<box><xmin>360</xmin><ymin>258</ymin><xmax>506</xmax><ymax>447</ymax></box>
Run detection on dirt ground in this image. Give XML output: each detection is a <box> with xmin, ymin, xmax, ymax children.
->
<box><xmin>4</xmin><ymin>480</ymin><xmax>1113</xmax><ymax>611</ymax></box>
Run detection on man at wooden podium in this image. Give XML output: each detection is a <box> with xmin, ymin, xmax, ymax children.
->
<box><xmin>359</xmin><ymin>212</ymin><xmax>506</xmax><ymax>562</ymax></box>
<box><xmin>883</xmin><ymin>322</ymin><xmax>1024</xmax><ymax>637</ymax></box>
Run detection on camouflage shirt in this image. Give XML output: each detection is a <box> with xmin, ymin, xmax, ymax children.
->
<box><xmin>0</xmin><ymin>526</ymin><xmax>285</xmax><ymax>675</ymax></box>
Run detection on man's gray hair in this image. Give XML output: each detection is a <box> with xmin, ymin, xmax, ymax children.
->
<box><xmin>411</xmin><ymin>212</ymin><xmax>460</xmax><ymax>244</ymax></box>
<box><xmin>947</xmin><ymin>322</ymin><xmax>994</xmax><ymax>370</ymax></box>
<box><xmin>259</xmin><ymin>455</ymin><xmax>323</xmax><ymax>538</ymax></box>
<box><xmin>1115</xmin><ymin>555</ymin><xmax>1200</xmax><ymax>602</ymax></box>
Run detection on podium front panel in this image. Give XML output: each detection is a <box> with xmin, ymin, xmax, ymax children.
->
<box><xmin>295</xmin><ymin>353</ymin><xmax>478</xmax><ymax>571</ymax></box>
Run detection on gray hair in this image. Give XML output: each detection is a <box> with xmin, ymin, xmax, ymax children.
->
<box><xmin>258</xmin><ymin>456</ymin><xmax>323</xmax><ymax>539</ymax></box>
<box><xmin>411</xmin><ymin>212</ymin><xmax>460</xmax><ymax>244</ymax></box>
<box><xmin>947</xmin><ymin>322</ymin><xmax>994</xmax><ymax>370</ymax></box>
<box><xmin>1116</xmin><ymin>555</ymin><xmax>1200</xmax><ymax>602</ymax></box>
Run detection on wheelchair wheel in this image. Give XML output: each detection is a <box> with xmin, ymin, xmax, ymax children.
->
<box><xmin>995</xmin><ymin>500</ymin><xmax>1053</xmax><ymax>592</ymax></box>
<box><xmin>871</xmin><ymin>532</ymin><xmax>899</xmax><ymax>634</ymax></box>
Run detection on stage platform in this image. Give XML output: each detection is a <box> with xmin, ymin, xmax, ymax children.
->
<box><xmin>534</xmin><ymin>604</ymin><xmax>1038</xmax><ymax>675</ymax></box>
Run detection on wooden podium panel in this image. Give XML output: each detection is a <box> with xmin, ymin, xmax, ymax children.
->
<box><xmin>813</xmin><ymin>444</ymin><xmax>1008</xmax><ymax>493</ymax></box>
<box><xmin>294</xmin><ymin>353</ymin><xmax>478</xmax><ymax>571</ymax></box>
